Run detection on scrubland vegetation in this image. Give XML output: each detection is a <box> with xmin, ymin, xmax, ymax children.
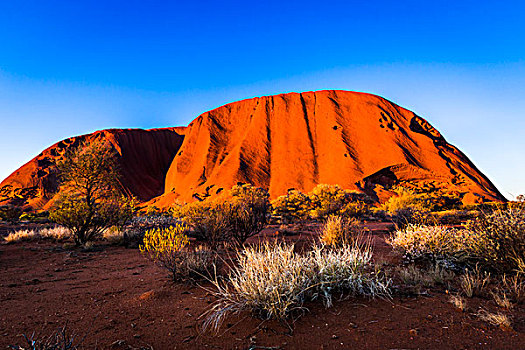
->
<box><xmin>2</xmin><ymin>143</ymin><xmax>524</xmax><ymax>342</ymax></box>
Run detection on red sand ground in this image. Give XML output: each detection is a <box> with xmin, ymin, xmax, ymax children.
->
<box><xmin>1</xmin><ymin>225</ymin><xmax>523</xmax><ymax>349</ymax></box>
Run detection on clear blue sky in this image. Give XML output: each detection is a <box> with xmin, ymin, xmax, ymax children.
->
<box><xmin>1</xmin><ymin>1</ymin><xmax>524</xmax><ymax>199</ymax></box>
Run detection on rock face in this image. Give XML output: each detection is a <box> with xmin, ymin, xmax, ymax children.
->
<box><xmin>0</xmin><ymin>90</ymin><xmax>505</xmax><ymax>209</ymax></box>
<box><xmin>0</xmin><ymin>128</ymin><xmax>185</xmax><ymax>209</ymax></box>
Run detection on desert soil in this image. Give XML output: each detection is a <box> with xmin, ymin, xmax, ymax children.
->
<box><xmin>1</xmin><ymin>224</ymin><xmax>524</xmax><ymax>349</ymax></box>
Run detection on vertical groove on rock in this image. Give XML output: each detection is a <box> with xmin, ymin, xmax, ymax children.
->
<box><xmin>299</xmin><ymin>93</ymin><xmax>319</xmax><ymax>183</ymax></box>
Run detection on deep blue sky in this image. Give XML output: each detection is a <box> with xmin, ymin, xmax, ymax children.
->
<box><xmin>1</xmin><ymin>1</ymin><xmax>524</xmax><ymax>198</ymax></box>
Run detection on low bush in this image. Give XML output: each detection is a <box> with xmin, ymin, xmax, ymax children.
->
<box><xmin>381</xmin><ymin>187</ymin><xmax>427</xmax><ymax>214</ymax></box>
<box><xmin>319</xmin><ymin>215</ymin><xmax>364</xmax><ymax>247</ymax></box>
<box><xmin>174</xmin><ymin>184</ymin><xmax>270</xmax><ymax>249</ymax></box>
<box><xmin>140</xmin><ymin>224</ymin><xmax>189</xmax><ymax>280</ymax></box>
<box><xmin>339</xmin><ymin>200</ymin><xmax>371</xmax><ymax>218</ymax></box>
<box><xmin>397</xmin><ymin>264</ymin><xmax>455</xmax><ymax>289</ymax></box>
<box><xmin>390</xmin><ymin>204</ymin><xmax>525</xmax><ymax>274</ymax></box>
<box><xmin>202</xmin><ymin>242</ymin><xmax>390</xmax><ymax>331</ymax></box>
<box><xmin>0</xmin><ymin>204</ymin><xmax>23</xmax><ymax>224</ymax></box>
<box><xmin>309</xmin><ymin>184</ymin><xmax>371</xmax><ymax>220</ymax></box>
<box><xmin>177</xmin><ymin>200</ymin><xmax>232</xmax><ymax>250</ymax></box>
<box><xmin>140</xmin><ymin>224</ymin><xmax>215</xmax><ymax>281</ymax></box>
<box><xmin>227</xmin><ymin>184</ymin><xmax>270</xmax><ymax>245</ymax></box>
<box><xmin>431</xmin><ymin>210</ymin><xmax>479</xmax><ymax>225</ymax></box>
<box><xmin>271</xmin><ymin>189</ymin><xmax>311</xmax><ymax>223</ymax></box>
<box><xmin>389</xmin><ymin>224</ymin><xmax>482</xmax><ymax>266</ymax></box>
<box><xmin>19</xmin><ymin>211</ymin><xmax>50</xmax><ymax>224</ymax></box>
<box><xmin>50</xmin><ymin>194</ymin><xmax>136</xmax><ymax>246</ymax></box>
<box><xmin>465</xmin><ymin>205</ymin><xmax>525</xmax><ymax>273</ymax></box>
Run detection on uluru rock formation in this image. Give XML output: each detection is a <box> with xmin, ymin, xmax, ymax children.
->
<box><xmin>0</xmin><ymin>90</ymin><xmax>505</xmax><ymax>209</ymax></box>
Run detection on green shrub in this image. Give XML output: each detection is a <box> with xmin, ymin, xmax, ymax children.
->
<box><xmin>50</xmin><ymin>194</ymin><xmax>135</xmax><ymax>245</ymax></box>
<box><xmin>309</xmin><ymin>184</ymin><xmax>370</xmax><ymax>219</ymax></box>
<box><xmin>271</xmin><ymin>189</ymin><xmax>311</xmax><ymax>223</ymax></box>
<box><xmin>381</xmin><ymin>187</ymin><xmax>427</xmax><ymax>213</ymax></box>
<box><xmin>391</xmin><ymin>204</ymin><xmax>525</xmax><ymax>274</ymax></box>
<box><xmin>0</xmin><ymin>204</ymin><xmax>23</xmax><ymax>224</ymax></box>
<box><xmin>309</xmin><ymin>184</ymin><xmax>350</xmax><ymax>219</ymax></box>
<box><xmin>175</xmin><ymin>184</ymin><xmax>270</xmax><ymax>249</ymax></box>
<box><xmin>431</xmin><ymin>210</ymin><xmax>480</xmax><ymax>225</ymax></box>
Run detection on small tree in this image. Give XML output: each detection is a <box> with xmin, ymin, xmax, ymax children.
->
<box><xmin>49</xmin><ymin>139</ymin><xmax>133</xmax><ymax>245</ymax></box>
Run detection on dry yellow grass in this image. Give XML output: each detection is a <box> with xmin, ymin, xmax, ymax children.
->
<box><xmin>477</xmin><ymin>309</ymin><xmax>512</xmax><ymax>330</ymax></box>
<box><xmin>449</xmin><ymin>294</ymin><xmax>467</xmax><ymax>312</ymax></box>
<box><xmin>460</xmin><ymin>267</ymin><xmax>491</xmax><ymax>298</ymax></box>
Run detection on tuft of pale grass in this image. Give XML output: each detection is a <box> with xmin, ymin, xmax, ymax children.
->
<box><xmin>201</xmin><ymin>242</ymin><xmax>390</xmax><ymax>331</ymax></box>
<box><xmin>477</xmin><ymin>309</ymin><xmax>512</xmax><ymax>330</ymax></box>
<box><xmin>38</xmin><ymin>226</ymin><xmax>71</xmax><ymax>240</ymax></box>
<box><xmin>501</xmin><ymin>273</ymin><xmax>525</xmax><ymax>304</ymax></box>
<box><xmin>4</xmin><ymin>229</ymin><xmax>38</xmax><ymax>243</ymax></box>
<box><xmin>492</xmin><ymin>291</ymin><xmax>513</xmax><ymax>310</ymax></box>
<box><xmin>319</xmin><ymin>215</ymin><xmax>364</xmax><ymax>247</ymax></box>
<box><xmin>449</xmin><ymin>294</ymin><xmax>467</xmax><ymax>312</ymax></box>
<box><xmin>460</xmin><ymin>267</ymin><xmax>491</xmax><ymax>298</ymax></box>
<box><xmin>4</xmin><ymin>226</ymin><xmax>71</xmax><ymax>243</ymax></box>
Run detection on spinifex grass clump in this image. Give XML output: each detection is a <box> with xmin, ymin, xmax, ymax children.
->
<box><xmin>202</xmin><ymin>242</ymin><xmax>390</xmax><ymax>331</ymax></box>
